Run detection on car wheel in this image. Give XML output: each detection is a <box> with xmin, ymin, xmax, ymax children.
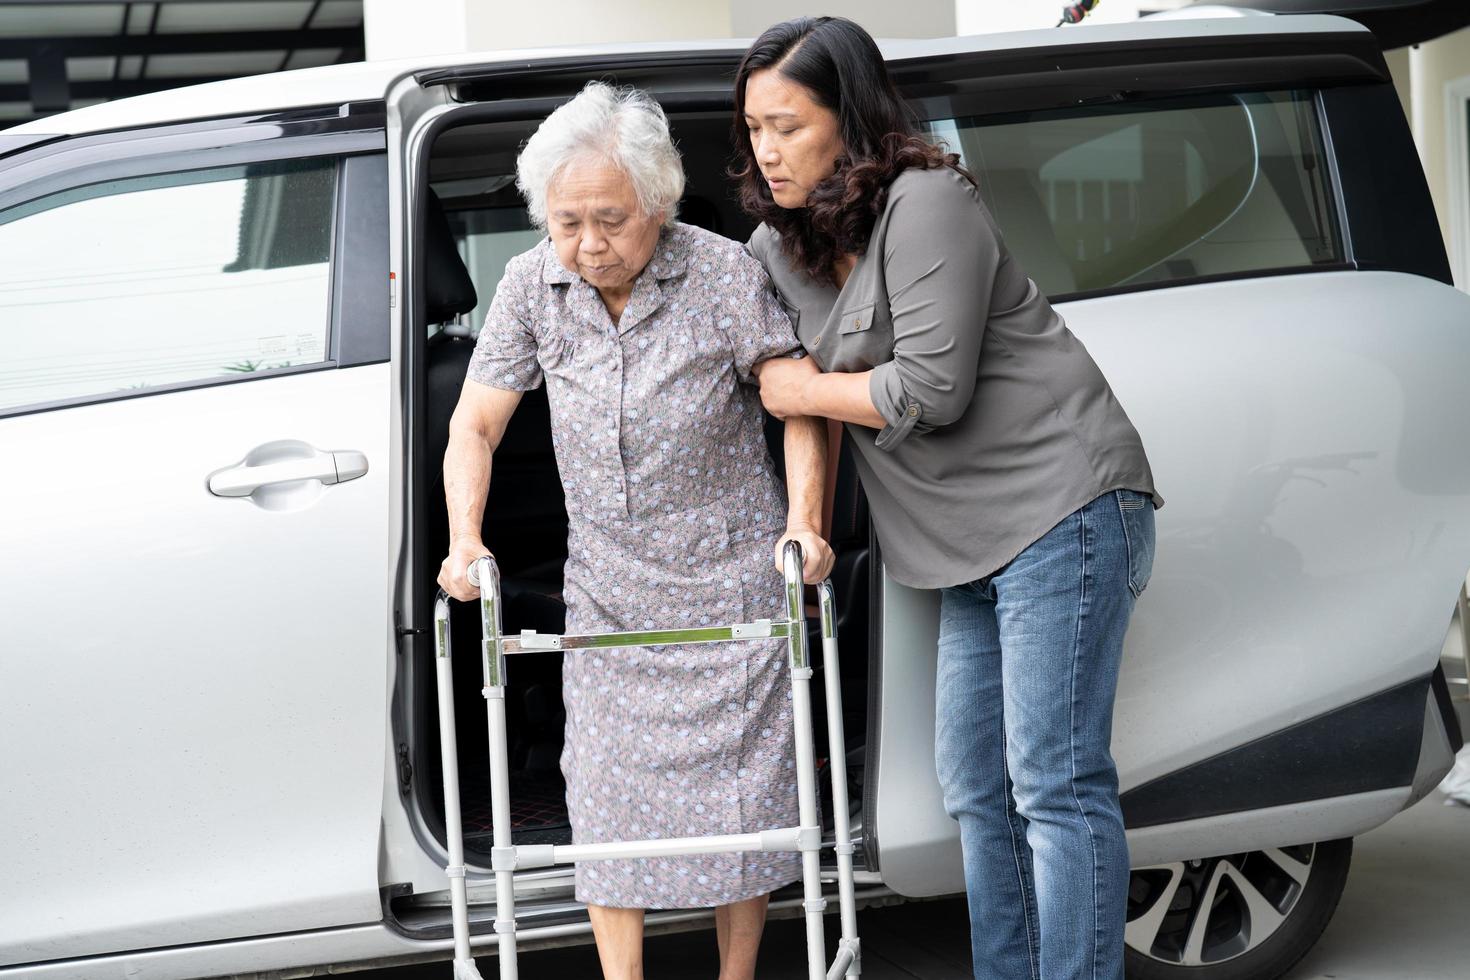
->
<box><xmin>1124</xmin><ymin>838</ymin><xmax>1352</xmax><ymax>980</ymax></box>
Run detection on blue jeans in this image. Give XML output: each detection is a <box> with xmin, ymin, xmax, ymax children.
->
<box><xmin>935</xmin><ymin>489</ymin><xmax>1155</xmax><ymax>980</ymax></box>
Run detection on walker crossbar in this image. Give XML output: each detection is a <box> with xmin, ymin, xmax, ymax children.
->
<box><xmin>500</xmin><ymin>619</ymin><xmax>794</xmax><ymax>654</ymax></box>
<box><xmin>498</xmin><ymin>823</ymin><xmax>818</xmax><ymax>871</ymax></box>
<box><xmin>432</xmin><ymin>540</ymin><xmax>861</xmax><ymax>980</ymax></box>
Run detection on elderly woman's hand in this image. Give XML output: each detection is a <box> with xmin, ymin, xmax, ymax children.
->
<box><xmin>776</xmin><ymin>523</ymin><xmax>836</xmax><ymax>585</ymax></box>
<box><xmin>438</xmin><ymin>538</ymin><xmax>494</xmax><ymax>602</ymax></box>
<box><xmin>755</xmin><ymin>354</ymin><xmax>819</xmax><ymax>420</ymax></box>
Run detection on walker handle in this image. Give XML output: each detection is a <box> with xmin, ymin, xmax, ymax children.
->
<box><xmin>466</xmin><ymin>553</ymin><xmax>496</xmax><ymax>588</ymax></box>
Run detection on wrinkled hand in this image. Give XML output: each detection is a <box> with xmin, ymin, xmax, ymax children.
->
<box><xmin>775</xmin><ymin>524</ymin><xmax>835</xmax><ymax>585</ymax></box>
<box><xmin>438</xmin><ymin>538</ymin><xmax>493</xmax><ymax>602</ymax></box>
<box><xmin>755</xmin><ymin>355</ymin><xmax>819</xmax><ymax>420</ymax></box>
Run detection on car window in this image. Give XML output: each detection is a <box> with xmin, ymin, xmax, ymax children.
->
<box><xmin>439</xmin><ymin>196</ymin><xmax>541</xmax><ymax>336</ymax></box>
<box><xmin>923</xmin><ymin>91</ymin><xmax>1341</xmax><ymax>297</ymax></box>
<box><xmin>0</xmin><ymin>157</ymin><xmax>337</xmax><ymax>412</ymax></box>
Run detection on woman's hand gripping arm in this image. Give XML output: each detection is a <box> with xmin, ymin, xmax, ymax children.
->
<box><xmin>774</xmin><ymin>409</ymin><xmax>836</xmax><ymax>585</ymax></box>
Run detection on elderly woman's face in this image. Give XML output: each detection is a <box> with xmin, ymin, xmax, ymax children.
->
<box><xmin>546</xmin><ymin>157</ymin><xmax>664</xmax><ymax>294</ymax></box>
<box><xmin>742</xmin><ymin>68</ymin><xmax>844</xmax><ymax>210</ymax></box>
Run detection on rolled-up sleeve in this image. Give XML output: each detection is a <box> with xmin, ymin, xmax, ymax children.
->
<box><xmin>467</xmin><ymin>256</ymin><xmax>543</xmax><ymax>391</ymax></box>
<box><xmin>723</xmin><ymin>245</ymin><xmax>803</xmax><ymax>383</ymax></box>
<box><xmin>869</xmin><ymin>173</ymin><xmax>999</xmax><ymax>451</ymax></box>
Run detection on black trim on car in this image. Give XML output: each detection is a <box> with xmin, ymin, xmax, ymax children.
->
<box><xmin>891</xmin><ymin>31</ymin><xmax>1386</xmax><ymax>117</ymax></box>
<box><xmin>1319</xmin><ymin>83</ymin><xmax>1454</xmax><ymax>286</ymax></box>
<box><xmin>862</xmin><ymin>528</ymin><xmax>885</xmax><ymax>875</ymax></box>
<box><xmin>404</xmin><ymin>110</ymin><xmax>455</xmax><ymax>859</ymax></box>
<box><xmin>1120</xmin><ymin>675</ymin><xmax>1430</xmax><ymax>829</ymax></box>
<box><xmin>332</xmin><ymin>153</ymin><xmax>391</xmax><ymax>367</ymax></box>
<box><xmin>433</xmin><ymin>92</ymin><xmax>734</xmax><ymax>126</ymax></box>
<box><xmin>1431</xmin><ymin>663</ymin><xmax>1464</xmax><ymax>752</ymax></box>
<box><xmin>415</xmin><ymin>51</ymin><xmax>741</xmax><ymax>95</ymax></box>
<box><xmin>0</xmin><ymin>133</ymin><xmax>62</xmax><ymax>157</ymax></box>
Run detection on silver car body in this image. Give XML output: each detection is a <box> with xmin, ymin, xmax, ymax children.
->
<box><xmin>0</xmin><ymin>11</ymin><xmax>1463</xmax><ymax>979</ymax></box>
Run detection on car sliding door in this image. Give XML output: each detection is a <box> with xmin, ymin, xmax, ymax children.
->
<box><xmin>0</xmin><ymin>115</ymin><xmax>394</xmax><ymax>966</ymax></box>
<box><xmin>869</xmin><ymin>28</ymin><xmax>1470</xmax><ymax>894</ymax></box>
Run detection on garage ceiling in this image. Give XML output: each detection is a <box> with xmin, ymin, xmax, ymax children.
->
<box><xmin>0</xmin><ymin>0</ymin><xmax>365</xmax><ymax>128</ymax></box>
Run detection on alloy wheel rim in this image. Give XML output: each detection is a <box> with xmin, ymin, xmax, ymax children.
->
<box><xmin>1125</xmin><ymin>843</ymin><xmax>1316</xmax><ymax>966</ymax></box>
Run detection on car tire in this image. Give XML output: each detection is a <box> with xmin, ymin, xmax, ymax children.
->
<box><xmin>1124</xmin><ymin>838</ymin><xmax>1352</xmax><ymax>980</ymax></box>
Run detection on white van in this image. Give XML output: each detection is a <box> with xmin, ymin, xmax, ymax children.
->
<box><xmin>2</xmin><ymin>10</ymin><xmax>1466</xmax><ymax>980</ymax></box>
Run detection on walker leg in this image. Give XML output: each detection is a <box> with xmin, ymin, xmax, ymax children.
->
<box><xmin>433</xmin><ymin>595</ymin><xmax>484</xmax><ymax>980</ymax></box>
<box><xmin>783</xmin><ymin>544</ymin><xmax>827</xmax><ymax>980</ymax></box>
<box><xmin>444</xmin><ymin>548</ymin><xmax>853</xmax><ymax>980</ymax></box>
<box><xmin>475</xmin><ymin>557</ymin><xmax>518</xmax><ymax>980</ymax></box>
<box><xmin>819</xmin><ymin>582</ymin><xmax>861</xmax><ymax>977</ymax></box>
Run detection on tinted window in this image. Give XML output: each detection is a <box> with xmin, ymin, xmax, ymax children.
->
<box><xmin>443</xmin><ymin>202</ymin><xmax>541</xmax><ymax>335</ymax></box>
<box><xmin>923</xmin><ymin>91</ymin><xmax>1341</xmax><ymax>297</ymax></box>
<box><xmin>0</xmin><ymin>158</ymin><xmax>336</xmax><ymax>412</ymax></box>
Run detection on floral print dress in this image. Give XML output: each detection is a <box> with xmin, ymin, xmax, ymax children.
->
<box><xmin>466</xmin><ymin>222</ymin><xmax>804</xmax><ymax>908</ymax></box>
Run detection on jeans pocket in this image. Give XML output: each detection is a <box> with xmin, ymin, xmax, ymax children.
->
<box><xmin>1114</xmin><ymin>489</ymin><xmax>1156</xmax><ymax>598</ymax></box>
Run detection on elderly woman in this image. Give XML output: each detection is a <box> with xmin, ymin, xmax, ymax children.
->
<box><xmin>437</xmin><ymin>81</ymin><xmax>834</xmax><ymax>980</ymax></box>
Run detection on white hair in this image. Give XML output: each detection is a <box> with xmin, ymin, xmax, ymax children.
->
<box><xmin>515</xmin><ymin>81</ymin><xmax>685</xmax><ymax>230</ymax></box>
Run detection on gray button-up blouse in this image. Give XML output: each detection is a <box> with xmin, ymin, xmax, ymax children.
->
<box><xmin>463</xmin><ymin>222</ymin><xmax>808</xmax><ymax>908</ymax></box>
<box><xmin>749</xmin><ymin>165</ymin><xmax>1160</xmax><ymax>589</ymax></box>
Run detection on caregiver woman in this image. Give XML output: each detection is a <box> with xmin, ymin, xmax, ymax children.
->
<box><xmin>736</xmin><ymin>17</ymin><xmax>1161</xmax><ymax>980</ymax></box>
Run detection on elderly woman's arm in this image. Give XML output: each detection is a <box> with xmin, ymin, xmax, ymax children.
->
<box><xmin>438</xmin><ymin>381</ymin><xmax>524</xmax><ymax>601</ymax></box>
<box><xmin>724</xmin><ymin>245</ymin><xmax>835</xmax><ymax>582</ymax></box>
<box><xmin>775</xmin><ymin>413</ymin><xmax>835</xmax><ymax>584</ymax></box>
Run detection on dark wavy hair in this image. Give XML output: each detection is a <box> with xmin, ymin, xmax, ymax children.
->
<box><xmin>730</xmin><ymin>16</ymin><xmax>974</xmax><ymax>286</ymax></box>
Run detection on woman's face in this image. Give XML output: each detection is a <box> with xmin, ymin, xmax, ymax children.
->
<box><xmin>742</xmin><ymin>67</ymin><xmax>844</xmax><ymax>210</ymax></box>
<box><xmin>545</xmin><ymin>156</ymin><xmax>664</xmax><ymax>293</ymax></box>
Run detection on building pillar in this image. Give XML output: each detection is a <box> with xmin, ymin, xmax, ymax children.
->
<box><xmin>1408</xmin><ymin>28</ymin><xmax>1470</xmax><ymax>283</ymax></box>
<box><xmin>363</xmin><ymin>0</ymin><xmax>475</xmax><ymax>61</ymax></box>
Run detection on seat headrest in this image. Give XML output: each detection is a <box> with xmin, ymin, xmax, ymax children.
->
<box><xmin>424</xmin><ymin>189</ymin><xmax>479</xmax><ymax>324</ymax></box>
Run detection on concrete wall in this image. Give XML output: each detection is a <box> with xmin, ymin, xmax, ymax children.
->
<box><xmin>1407</xmin><ymin>27</ymin><xmax>1470</xmax><ymax>286</ymax></box>
<box><xmin>364</xmin><ymin>0</ymin><xmax>1204</xmax><ymax>58</ymax></box>
<box><xmin>465</xmin><ymin>1</ymin><xmax>732</xmax><ymax>49</ymax></box>
<box><xmin>1384</xmin><ymin>46</ymin><xmax>1412</xmax><ymax>122</ymax></box>
<box><xmin>729</xmin><ymin>1</ymin><xmax>954</xmax><ymax>40</ymax></box>
<box><xmin>955</xmin><ymin>0</ymin><xmax>1192</xmax><ymax>36</ymax></box>
<box><xmin>364</xmin><ymin>0</ymin><xmax>958</xmax><ymax>59</ymax></box>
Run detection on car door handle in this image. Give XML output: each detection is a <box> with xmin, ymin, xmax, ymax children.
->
<box><xmin>208</xmin><ymin>447</ymin><xmax>369</xmax><ymax>497</ymax></box>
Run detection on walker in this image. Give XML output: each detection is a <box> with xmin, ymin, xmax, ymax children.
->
<box><xmin>431</xmin><ymin>541</ymin><xmax>861</xmax><ymax>980</ymax></box>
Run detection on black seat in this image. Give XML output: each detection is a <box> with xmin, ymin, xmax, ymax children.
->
<box><xmin>423</xmin><ymin>189</ymin><xmax>478</xmax><ymax>322</ymax></box>
<box><xmin>678</xmin><ymin>194</ymin><xmax>724</xmax><ymax>234</ymax></box>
